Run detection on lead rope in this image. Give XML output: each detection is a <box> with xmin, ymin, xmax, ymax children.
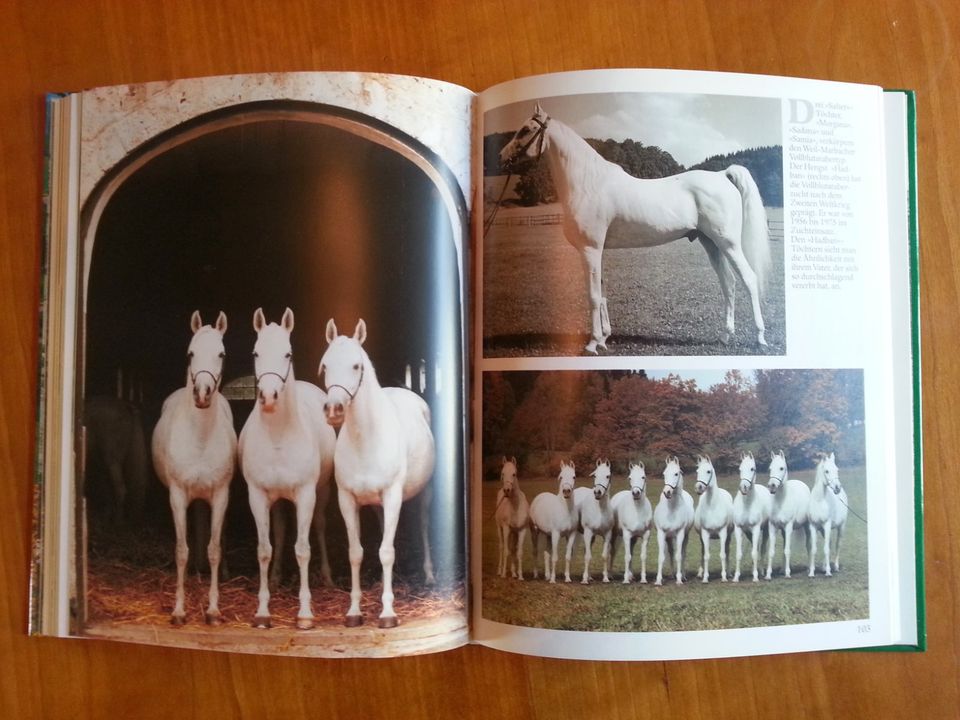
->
<box><xmin>836</xmin><ymin>492</ymin><xmax>868</xmax><ymax>523</ymax></box>
<box><xmin>483</xmin><ymin>171</ymin><xmax>514</xmax><ymax>237</ymax></box>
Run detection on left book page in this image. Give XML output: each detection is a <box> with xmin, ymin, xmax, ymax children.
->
<box><xmin>33</xmin><ymin>72</ymin><xmax>474</xmax><ymax>658</ymax></box>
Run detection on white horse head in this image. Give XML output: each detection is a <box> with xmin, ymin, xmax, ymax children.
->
<box><xmin>662</xmin><ymin>456</ymin><xmax>683</xmax><ymax>499</ymax></box>
<box><xmin>816</xmin><ymin>452</ymin><xmax>843</xmax><ymax>495</ymax></box>
<box><xmin>318</xmin><ymin>318</ymin><xmax>371</xmax><ymax>428</ymax></box>
<box><xmin>251</xmin><ymin>307</ymin><xmax>295</xmax><ymax>413</ymax></box>
<box><xmin>589</xmin><ymin>458</ymin><xmax>612</xmax><ymax>500</ymax></box>
<box><xmin>738</xmin><ymin>451</ymin><xmax>758</xmax><ymax>495</ymax></box>
<box><xmin>187</xmin><ymin>310</ymin><xmax>227</xmax><ymax>409</ymax></box>
<box><xmin>768</xmin><ymin>449</ymin><xmax>789</xmax><ymax>495</ymax></box>
<box><xmin>500</xmin><ymin>456</ymin><xmax>519</xmax><ymax>497</ymax></box>
<box><xmin>694</xmin><ymin>455</ymin><xmax>716</xmax><ymax>496</ymax></box>
<box><xmin>499</xmin><ymin>102</ymin><xmax>551</xmax><ymax>168</ymax></box>
<box><xmin>557</xmin><ymin>460</ymin><xmax>576</xmax><ymax>498</ymax></box>
<box><xmin>627</xmin><ymin>461</ymin><xmax>646</xmax><ymax>499</ymax></box>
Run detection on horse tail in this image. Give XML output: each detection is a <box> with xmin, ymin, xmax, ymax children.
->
<box><xmin>725</xmin><ymin>164</ymin><xmax>771</xmax><ymax>298</ymax></box>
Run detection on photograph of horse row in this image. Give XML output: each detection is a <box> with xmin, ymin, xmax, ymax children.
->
<box><xmin>481</xmin><ymin>368</ymin><xmax>868</xmax><ymax>633</ymax></box>
<box><xmin>482</xmin><ymin>92</ymin><xmax>785</xmax><ymax>357</ymax></box>
<box><xmin>77</xmin><ymin>101</ymin><xmax>469</xmax><ymax>656</ymax></box>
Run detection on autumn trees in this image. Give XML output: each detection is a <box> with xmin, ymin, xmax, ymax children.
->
<box><xmin>483</xmin><ymin>370</ymin><xmax>864</xmax><ymax>478</ymax></box>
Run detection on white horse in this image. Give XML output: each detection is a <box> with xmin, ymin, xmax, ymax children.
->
<box><xmin>151</xmin><ymin>311</ymin><xmax>236</xmax><ymax>625</ymax></box>
<box><xmin>807</xmin><ymin>452</ymin><xmax>849</xmax><ymax>576</ymax></box>
<box><xmin>573</xmin><ymin>459</ymin><xmax>616</xmax><ymax>584</ymax></box>
<box><xmin>765</xmin><ymin>450</ymin><xmax>812</xmax><ymax>580</ymax></box>
<box><xmin>693</xmin><ymin>455</ymin><xmax>734</xmax><ymax>583</ymax></box>
<box><xmin>528</xmin><ymin>460</ymin><xmax>579</xmax><ymax>583</ymax></box>
<box><xmin>320</xmin><ymin>319</ymin><xmax>435</xmax><ymax>629</ymax></box>
<box><xmin>239</xmin><ymin>308</ymin><xmax>336</xmax><ymax>629</ymax></box>
<box><xmin>611</xmin><ymin>461</ymin><xmax>653</xmax><ymax>584</ymax></box>
<box><xmin>732</xmin><ymin>451</ymin><xmax>771</xmax><ymax>582</ymax></box>
<box><xmin>495</xmin><ymin>456</ymin><xmax>530</xmax><ymax>579</ymax></box>
<box><xmin>499</xmin><ymin>103</ymin><xmax>771</xmax><ymax>354</ymax></box>
<box><xmin>653</xmin><ymin>456</ymin><xmax>695</xmax><ymax>586</ymax></box>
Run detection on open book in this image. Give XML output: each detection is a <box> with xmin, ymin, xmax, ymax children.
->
<box><xmin>33</xmin><ymin>69</ymin><xmax>921</xmax><ymax>660</ymax></box>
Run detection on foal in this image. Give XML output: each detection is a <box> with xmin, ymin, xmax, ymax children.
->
<box><xmin>495</xmin><ymin>457</ymin><xmax>530</xmax><ymax>579</ymax></box>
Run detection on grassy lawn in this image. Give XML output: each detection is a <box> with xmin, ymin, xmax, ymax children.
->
<box><xmin>480</xmin><ymin>463</ymin><xmax>868</xmax><ymax>632</ymax></box>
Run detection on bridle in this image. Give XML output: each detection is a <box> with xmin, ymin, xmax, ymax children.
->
<box><xmin>696</xmin><ymin>463</ymin><xmax>715</xmax><ymax>492</ymax></box>
<box><xmin>663</xmin><ymin>467</ymin><xmax>682</xmax><ymax>495</ymax></box>
<box><xmin>325</xmin><ymin>361</ymin><xmax>365</xmax><ymax>401</ymax></box>
<box><xmin>188</xmin><ymin>352</ymin><xmax>223</xmax><ymax>390</ymax></box>
<box><xmin>483</xmin><ymin>113</ymin><xmax>550</xmax><ymax>237</ymax></box>
<box><xmin>254</xmin><ymin>356</ymin><xmax>292</xmax><ymax>394</ymax></box>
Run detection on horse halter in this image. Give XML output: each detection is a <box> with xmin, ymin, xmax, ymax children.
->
<box><xmin>512</xmin><ymin>115</ymin><xmax>550</xmax><ymax>164</ymax></box>
<box><xmin>188</xmin><ymin>354</ymin><xmax>223</xmax><ymax>390</ymax></box>
<box><xmin>254</xmin><ymin>356</ymin><xmax>292</xmax><ymax>393</ymax></box>
<box><xmin>326</xmin><ymin>361</ymin><xmax>365</xmax><ymax>401</ymax></box>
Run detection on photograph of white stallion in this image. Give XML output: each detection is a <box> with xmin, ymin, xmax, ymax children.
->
<box><xmin>320</xmin><ymin>318</ymin><xmax>435</xmax><ymax>629</ymax></box>
<box><xmin>239</xmin><ymin>307</ymin><xmax>336</xmax><ymax>630</ymax></box>
<box><xmin>732</xmin><ymin>451</ymin><xmax>771</xmax><ymax>582</ymax></box>
<box><xmin>807</xmin><ymin>452</ymin><xmax>849</xmax><ymax>576</ymax></box>
<box><xmin>573</xmin><ymin>459</ymin><xmax>616</xmax><ymax>584</ymax></box>
<box><xmin>765</xmin><ymin>450</ymin><xmax>812</xmax><ymax>580</ymax></box>
<box><xmin>611</xmin><ymin>461</ymin><xmax>654</xmax><ymax>584</ymax></box>
<box><xmin>151</xmin><ymin>311</ymin><xmax>236</xmax><ymax>625</ymax></box>
<box><xmin>494</xmin><ymin>456</ymin><xmax>529</xmax><ymax>579</ymax></box>
<box><xmin>693</xmin><ymin>455</ymin><xmax>734</xmax><ymax>583</ymax></box>
<box><xmin>498</xmin><ymin>102</ymin><xmax>771</xmax><ymax>354</ymax></box>
<box><xmin>653</xmin><ymin>456</ymin><xmax>695</xmax><ymax>586</ymax></box>
<box><xmin>528</xmin><ymin>460</ymin><xmax>579</xmax><ymax>583</ymax></box>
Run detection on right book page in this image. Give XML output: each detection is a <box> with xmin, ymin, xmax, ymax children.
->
<box><xmin>471</xmin><ymin>69</ymin><xmax>918</xmax><ymax>660</ymax></box>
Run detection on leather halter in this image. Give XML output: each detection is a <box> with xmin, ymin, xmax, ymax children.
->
<box><xmin>326</xmin><ymin>361</ymin><xmax>365</xmax><ymax>401</ymax></box>
<box><xmin>255</xmin><ymin>356</ymin><xmax>292</xmax><ymax>393</ymax></box>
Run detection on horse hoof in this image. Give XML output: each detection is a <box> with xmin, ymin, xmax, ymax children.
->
<box><xmin>170</xmin><ymin>614</ymin><xmax>186</xmax><ymax>627</ymax></box>
<box><xmin>344</xmin><ymin>614</ymin><xmax>363</xmax><ymax>628</ymax></box>
<box><xmin>296</xmin><ymin>617</ymin><xmax>315</xmax><ymax>630</ymax></box>
<box><xmin>378</xmin><ymin>616</ymin><xmax>399</xmax><ymax>629</ymax></box>
<box><xmin>252</xmin><ymin>615</ymin><xmax>272</xmax><ymax>629</ymax></box>
<box><xmin>205</xmin><ymin>611</ymin><xmax>222</xmax><ymax>626</ymax></box>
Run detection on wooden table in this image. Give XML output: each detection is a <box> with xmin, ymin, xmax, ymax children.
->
<box><xmin>1</xmin><ymin>1</ymin><xmax>956</xmax><ymax>717</ymax></box>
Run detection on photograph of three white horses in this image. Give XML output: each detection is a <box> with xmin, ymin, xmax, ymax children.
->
<box><xmin>78</xmin><ymin>103</ymin><xmax>469</xmax><ymax>657</ymax></box>
<box><xmin>483</xmin><ymin>91</ymin><xmax>785</xmax><ymax>357</ymax></box>
<box><xmin>481</xmin><ymin>369</ymin><xmax>867</xmax><ymax>633</ymax></box>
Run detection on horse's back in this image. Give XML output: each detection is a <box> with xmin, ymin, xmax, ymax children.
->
<box><xmin>384</xmin><ymin>386</ymin><xmax>435</xmax><ymax>485</ymax></box>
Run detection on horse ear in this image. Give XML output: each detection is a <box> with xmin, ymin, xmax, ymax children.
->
<box><xmin>191</xmin><ymin>310</ymin><xmax>202</xmax><ymax>334</ymax></box>
<box><xmin>215</xmin><ymin>311</ymin><xmax>227</xmax><ymax>335</ymax></box>
<box><xmin>638</xmin><ymin>461</ymin><xmax>644</xmax><ymax>469</ymax></box>
<box><xmin>325</xmin><ymin>319</ymin><xmax>338</xmax><ymax>343</ymax></box>
<box><xmin>510</xmin><ymin>455</ymin><xmax>517</xmax><ymax>466</ymax></box>
<box><xmin>281</xmin><ymin>307</ymin><xmax>294</xmax><ymax>332</ymax></box>
<box><xmin>828</xmin><ymin>452</ymin><xmax>835</xmax><ymax>461</ymax></box>
<box><xmin>252</xmin><ymin>307</ymin><xmax>265</xmax><ymax>332</ymax></box>
<box><xmin>354</xmin><ymin>319</ymin><xmax>367</xmax><ymax>345</ymax></box>
<box><xmin>534</xmin><ymin>101</ymin><xmax>543</xmax><ymax>116</ymax></box>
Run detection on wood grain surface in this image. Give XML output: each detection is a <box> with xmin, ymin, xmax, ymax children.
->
<box><xmin>2</xmin><ymin>1</ymin><xmax>957</xmax><ymax>718</ymax></box>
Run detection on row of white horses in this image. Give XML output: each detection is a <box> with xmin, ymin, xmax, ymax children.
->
<box><xmin>495</xmin><ymin>451</ymin><xmax>850</xmax><ymax>587</ymax></box>
<box><xmin>150</xmin><ymin>308</ymin><xmax>435</xmax><ymax>630</ymax></box>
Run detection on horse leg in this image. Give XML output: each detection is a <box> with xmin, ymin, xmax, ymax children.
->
<box><xmin>581</xmin><ymin>528</ymin><xmax>594</xmax><ymax>584</ymax></box>
<box><xmin>248</xmin><ymin>486</ymin><xmax>273</xmax><ymax>628</ymax></box>
<box><xmin>621</xmin><ymin>530</ymin><xmax>633</xmax><ymax>584</ymax></box>
<box><xmin>579</xmin><ymin>245</ymin><xmax>606</xmax><ymax>354</ymax></box>
<box><xmin>168</xmin><ymin>485</ymin><xmax>189</xmax><ymax>625</ymax></box>
<box><xmin>675</xmin><ymin>528</ymin><xmax>687</xmax><ymax>585</ymax></box>
<box><xmin>269</xmin><ymin>503</ymin><xmax>286</xmax><ymax>591</ymax></box>
<box><xmin>338</xmin><ymin>487</ymin><xmax>364</xmax><ymax>626</ymax></box>
<box><xmin>720</xmin><ymin>243</ymin><xmax>767</xmax><ymax>346</ymax></box>
<box><xmin>834</xmin><ymin>524</ymin><xmax>844</xmax><ymax>572</ymax></box>
<box><xmin>733</xmin><ymin>525</ymin><xmax>743</xmax><ymax>582</ymax></box>
<box><xmin>601</xmin><ymin>530</ymin><xmax>612</xmax><ymax>583</ymax></box>
<box><xmin>700</xmin><ymin>528</ymin><xmax>710</xmax><ymax>583</ymax></box>
<box><xmin>700</xmin><ymin>237</ymin><xmax>737</xmax><ymax>344</ymax></box>
<box><xmin>564</xmin><ymin>531</ymin><xmax>576</xmax><ymax>583</ymax></box>
<box><xmin>419</xmin><ymin>485</ymin><xmax>435</xmax><ymax>585</ymax></box>
<box><xmin>515</xmin><ymin>526</ymin><xmax>527</xmax><ymax>580</ymax></box>
<box><xmin>655</xmin><ymin>529</ymin><xmax>667</xmax><ymax>586</ymax></box>
<box><xmin>640</xmin><ymin>529</ymin><xmax>650</xmax><ymax>583</ymax></box>
<box><xmin>720</xmin><ymin>526</ymin><xmax>729</xmax><ymax>582</ymax></box>
<box><xmin>765</xmin><ymin>524</ymin><xmax>777</xmax><ymax>580</ymax></box>
<box><xmin>530</xmin><ymin>528</ymin><xmax>540</xmax><ymax>579</ymax></box>
<box><xmin>377</xmin><ymin>483</ymin><xmax>404</xmax><ymax>628</ymax></box>
<box><xmin>750</xmin><ymin>523</ymin><xmax>762</xmax><ymax>582</ymax></box>
<box><xmin>293</xmin><ymin>484</ymin><xmax>317</xmax><ymax>629</ymax></box>
<box><xmin>822</xmin><ymin>521</ymin><xmax>833</xmax><ymax>577</ymax></box>
<box><xmin>497</xmin><ymin>523</ymin><xmax>508</xmax><ymax>577</ymax></box>
<box><xmin>312</xmin><ymin>482</ymin><xmax>334</xmax><ymax>588</ymax></box>
<box><xmin>205</xmin><ymin>484</ymin><xmax>228</xmax><ymax>625</ymax></box>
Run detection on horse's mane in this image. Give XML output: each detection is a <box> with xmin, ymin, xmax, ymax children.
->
<box><xmin>548</xmin><ymin>119</ymin><xmax>623</xmax><ymax>190</ymax></box>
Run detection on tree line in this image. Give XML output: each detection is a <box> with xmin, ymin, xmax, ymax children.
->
<box><xmin>483</xmin><ymin>369</ymin><xmax>864</xmax><ymax>479</ymax></box>
<box><xmin>484</xmin><ymin>131</ymin><xmax>783</xmax><ymax>208</ymax></box>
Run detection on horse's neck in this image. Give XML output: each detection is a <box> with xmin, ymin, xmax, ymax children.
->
<box><xmin>812</xmin><ymin>467</ymin><xmax>829</xmax><ymax>496</ymax></box>
<box><xmin>259</xmin><ymin>371</ymin><xmax>301</xmax><ymax>437</ymax></box>
<box><xmin>545</xmin><ymin>121</ymin><xmax>610</xmax><ymax>205</ymax></box>
<box><xmin>342</xmin><ymin>360</ymin><xmax>390</xmax><ymax>444</ymax></box>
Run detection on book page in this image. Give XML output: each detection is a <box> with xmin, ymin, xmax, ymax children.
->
<box><xmin>36</xmin><ymin>72</ymin><xmax>474</xmax><ymax>657</ymax></box>
<box><xmin>472</xmin><ymin>69</ymin><xmax>914</xmax><ymax>660</ymax></box>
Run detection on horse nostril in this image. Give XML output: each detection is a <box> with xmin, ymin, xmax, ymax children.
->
<box><xmin>272</xmin><ymin>390</ymin><xmax>278</xmax><ymax>401</ymax></box>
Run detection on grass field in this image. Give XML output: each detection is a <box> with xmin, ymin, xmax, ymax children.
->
<box><xmin>482</xmin><ymin>205</ymin><xmax>786</xmax><ymax>357</ymax></box>
<box><xmin>480</xmin><ymin>463</ymin><xmax>868</xmax><ymax>632</ymax></box>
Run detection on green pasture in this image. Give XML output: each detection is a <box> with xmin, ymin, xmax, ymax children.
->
<box><xmin>481</xmin><ymin>464</ymin><xmax>868</xmax><ymax>632</ymax></box>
